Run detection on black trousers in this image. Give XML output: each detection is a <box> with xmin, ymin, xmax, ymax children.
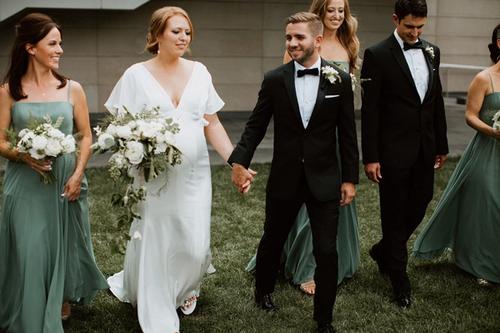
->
<box><xmin>255</xmin><ymin>177</ymin><xmax>340</xmax><ymax>324</ymax></box>
<box><xmin>375</xmin><ymin>151</ymin><xmax>435</xmax><ymax>276</ymax></box>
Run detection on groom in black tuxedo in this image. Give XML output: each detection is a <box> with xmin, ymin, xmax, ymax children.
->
<box><xmin>361</xmin><ymin>0</ymin><xmax>448</xmax><ymax>309</ymax></box>
<box><xmin>228</xmin><ymin>12</ymin><xmax>358</xmax><ymax>333</ymax></box>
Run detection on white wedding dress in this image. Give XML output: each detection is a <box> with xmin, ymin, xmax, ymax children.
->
<box><xmin>105</xmin><ymin>61</ymin><xmax>223</xmax><ymax>333</ymax></box>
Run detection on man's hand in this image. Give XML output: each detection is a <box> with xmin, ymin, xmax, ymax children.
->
<box><xmin>340</xmin><ymin>182</ymin><xmax>356</xmax><ymax>206</ymax></box>
<box><xmin>364</xmin><ymin>162</ymin><xmax>382</xmax><ymax>183</ymax></box>
<box><xmin>434</xmin><ymin>154</ymin><xmax>447</xmax><ymax>170</ymax></box>
<box><xmin>231</xmin><ymin>163</ymin><xmax>257</xmax><ymax>194</ymax></box>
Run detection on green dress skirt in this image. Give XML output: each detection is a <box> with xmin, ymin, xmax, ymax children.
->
<box><xmin>413</xmin><ymin>92</ymin><xmax>500</xmax><ymax>283</ymax></box>
<box><xmin>0</xmin><ymin>101</ymin><xmax>108</xmax><ymax>333</ymax></box>
<box><xmin>246</xmin><ymin>61</ymin><xmax>360</xmax><ymax>285</ymax></box>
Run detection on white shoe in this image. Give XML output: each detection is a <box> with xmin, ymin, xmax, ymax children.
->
<box><xmin>180</xmin><ymin>295</ymin><xmax>197</xmax><ymax>315</ymax></box>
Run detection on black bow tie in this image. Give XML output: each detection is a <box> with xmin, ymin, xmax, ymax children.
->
<box><xmin>403</xmin><ymin>40</ymin><xmax>424</xmax><ymax>51</ymax></box>
<box><xmin>297</xmin><ymin>68</ymin><xmax>319</xmax><ymax>77</ymax></box>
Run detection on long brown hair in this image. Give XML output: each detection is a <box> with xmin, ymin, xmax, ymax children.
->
<box><xmin>2</xmin><ymin>13</ymin><xmax>67</xmax><ymax>101</ymax></box>
<box><xmin>309</xmin><ymin>0</ymin><xmax>360</xmax><ymax>72</ymax></box>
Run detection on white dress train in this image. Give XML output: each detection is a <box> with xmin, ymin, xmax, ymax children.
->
<box><xmin>105</xmin><ymin>61</ymin><xmax>223</xmax><ymax>333</ymax></box>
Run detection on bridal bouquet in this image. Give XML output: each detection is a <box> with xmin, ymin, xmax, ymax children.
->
<box><xmin>10</xmin><ymin>115</ymin><xmax>76</xmax><ymax>183</ymax></box>
<box><xmin>92</xmin><ymin>105</ymin><xmax>182</xmax><ymax>236</ymax></box>
<box><xmin>493</xmin><ymin>110</ymin><xmax>500</xmax><ymax>131</ymax></box>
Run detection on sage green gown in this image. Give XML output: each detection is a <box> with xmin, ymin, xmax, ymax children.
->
<box><xmin>413</xmin><ymin>80</ymin><xmax>500</xmax><ymax>283</ymax></box>
<box><xmin>246</xmin><ymin>61</ymin><xmax>360</xmax><ymax>285</ymax></box>
<box><xmin>0</xmin><ymin>98</ymin><xmax>108</xmax><ymax>333</ymax></box>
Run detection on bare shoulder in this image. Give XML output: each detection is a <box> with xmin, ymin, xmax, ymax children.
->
<box><xmin>0</xmin><ymin>84</ymin><xmax>13</xmax><ymax>106</ymax></box>
<box><xmin>69</xmin><ymin>80</ymin><xmax>85</xmax><ymax>97</ymax></box>
<box><xmin>469</xmin><ymin>69</ymin><xmax>491</xmax><ymax>92</ymax></box>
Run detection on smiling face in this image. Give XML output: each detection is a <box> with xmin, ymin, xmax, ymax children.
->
<box><xmin>393</xmin><ymin>13</ymin><xmax>427</xmax><ymax>44</ymax></box>
<box><xmin>26</xmin><ymin>27</ymin><xmax>63</xmax><ymax>70</ymax></box>
<box><xmin>323</xmin><ymin>0</ymin><xmax>345</xmax><ymax>31</ymax></box>
<box><xmin>157</xmin><ymin>14</ymin><xmax>192</xmax><ymax>57</ymax></box>
<box><xmin>286</xmin><ymin>22</ymin><xmax>322</xmax><ymax>66</ymax></box>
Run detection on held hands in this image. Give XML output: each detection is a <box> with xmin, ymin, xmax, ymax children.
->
<box><xmin>340</xmin><ymin>182</ymin><xmax>356</xmax><ymax>206</ymax></box>
<box><xmin>434</xmin><ymin>154</ymin><xmax>448</xmax><ymax>170</ymax></box>
<box><xmin>231</xmin><ymin>163</ymin><xmax>257</xmax><ymax>194</ymax></box>
<box><xmin>364</xmin><ymin>162</ymin><xmax>382</xmax><ymax>183</ymax></box>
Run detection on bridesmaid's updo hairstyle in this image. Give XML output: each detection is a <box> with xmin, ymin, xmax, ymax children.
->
<box><xmin>145</xmin><ymin>6</ymin><xmax>194</xmax><ymax>54</ymax></box>
<box><xmin>2</xmin><ymin>13</ymin><xmax>67</xmax><ymax>101</ymax></box>
<box><xmin>488</xmin><ymin>23</ymin><xmax>500</xmax><ymax>63</ymax></box>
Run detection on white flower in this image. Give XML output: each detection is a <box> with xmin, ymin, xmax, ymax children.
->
<box><xmin>47</xmin><ymin>128</ymin><xmax>65</xmax><ymax>139</ymax></box>
<box><xmin>61</xmin><ymin>136</ymin><xmax>76</xmax><ymax>153</ymax></box>
<box><xmin>109</xmin><ymin>152</ymin><xmax>128</xmax><ymax>168</ymax></box>
<box><xmin>115</xmin><ymin>125</ymin><xmax>133</xmax><ymax>139</ymax></box>
<box><xmin>157</xmin><ymin>132</ymin><xmax>175</xmax><ymax>145</ymax></box>
<box><xmin>154</xmin><ymin>142</ymin><xmax>167</xmax><ymax>154</ymax></box>
<box><xmin>28</xmin><ymin>147</ymin><xmax>45</xmax><ymax>160</ymax></box>
<box><xmin>97</xmin><ymin>133</ymin><xmax>115</xmax><ymax>150</ymax></box>
<box><xmin>131</xmin><ymin>230</ymin><xmax>142</xmax><ymax>240</ymax></box>
<box><xmin>105</xmin><ymin>124</ymin><xmax>118</xmax><ymax>136</ymax></box>
<box><xmin>32</xmin><ymin>135</ymin><xmax>48</xmax><ymax>150</ymax></box>
<box><xmin>45</xmin><ymin>139</ymin><xmax>63</xmax><ymax>157</ymax></box>
<box><xmin>493</xmin><ymin>111</ymin><xmax>500</xmax><ymax>130</ymax></box>
<box><xmin>425</xmin><ymin>46</ymin><xmax>435</xmax><ymax>60</ymax></box>
<box><xmin>321</xmin><ymin>65</ymin><xmax>341</xmax><ymax>84</ymax></box>
<box><xmin>18</xmin><ymin>129</ymin><xmax>30</xmax><ymax>138</ymax></box>
<box><xmin>93</xmin><ymin>125</ymin><xmax>102</xmax><ymax>136</ymax></box>
<box><xmin>124</xmin><ymin>141</ymin><xmax>144</xmax><ymax>165</ymax></box>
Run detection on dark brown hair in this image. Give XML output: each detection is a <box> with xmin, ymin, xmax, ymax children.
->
<box><xmin>394</xmin><ymin>0</ymin><xmax>427</xmax><ymax>20</ymax></box>
<box><xmin>488</xmin><ymin>23</ymin><xmax>500</xmax><ymax>63</ymax></box>
<box><xmin>2</xmin><ymin>13</ymin><xmax>67</xmax><ymax>101</ymax></box>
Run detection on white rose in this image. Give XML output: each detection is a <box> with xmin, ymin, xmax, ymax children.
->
<box><xmin>61</xmin><ymin>136</ymin><xmax>76</xmax><ymax>153</ymax></box>
<box><xmin>158</xmin><ymin>131</ymin><xmax>175</xmax><ymax>145</ymax></box>
<box><xmin>45</xmin><ymin>139</ymin><xmax>63</xmax><ymax>157</ymax></box>
<box><xmin>18</xmin><ymin>129</ymin><xmax>30</xmax><ymax>138</ymax></box>
<box><xmin>124</xmin><ymin>141</ymin><xmax>144</xmax><ymax>165</ymax></box>
<box><xmin>97</xmin><ymin>133</ymin><xmax>115</xmax><ymax>150</ymax></box>
<box><xmin>32</xmin><ymin>135</ymin><xmax>48</xmax><ymax>150</ymax></box>
<box><xmin>115</xmin><ymin>125</ymin><xmax>133</xmax><ymax>139</ymax></box>
<box><xmin>105</xmin><ymin>124</ymin><xmax>118</xmax><ymax>136</ymax></box>
<box><xmin>28</xmin><ymin>147</ymin><xmax>45</xmax><ymax>160</ymax></box>
<box><xmin>47</xmin><ymin>128</ymin><xmax>65</xmax><ymax>139</ymax></box>
<box><xmin>109</xmin><ymin>152</ymin><xmax>128</xmax><ymax>168</ymax></box>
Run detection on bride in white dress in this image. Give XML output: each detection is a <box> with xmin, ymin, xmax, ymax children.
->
<box><xmin>105</xmin><ymin>7</ymin><xmax>254</xmax><ymax>333</ymax></box>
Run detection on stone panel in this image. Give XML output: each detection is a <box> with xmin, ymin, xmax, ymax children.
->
<box><xmin>215</xmin><ymin>83</ymin><xmax>261</xmax><ymax>111</ymax></box>
<box><xmin>263</xmin><ymin>2</ymin><xmax>309</xmax><ymax>30</ymax></box>
<box><xmin>434</xmin><ymin>17</ymin><xmax>498</xmax><ymax>37</ymax></box>
<box><xmin>263</xmin><ymin>30</ymin><xmax>285</xmax><ymax>58</ymax></box>
<box><xmin>192</xmin><ymin>57</ymin><xmax>262</xmax><ymax>84</ymax></box>
<box><xmin>191</xmin><ymin>30</ymin><xmax>262</xmax><ymax>57</ymax></box>
<box><xmin>97</xmin><ymin>56</ymin><xmax>149</xmax><ymax>85</ymax></box>
<box><xmin>60</xmin><ymin>56</ymin><xmax>98</xmax><ymax>84</ymax></box>
<box><xmin>435</xmin><ymin>0</ymin><xmax>500</xmax><ymax>19</ymax></box>
<box><xmin>81</xmin><ymin>83</ymin><xmax>99</xmax><ymax>113</ymax></box>
<box><xmin>61</xmin><ymin>28</ymin><xmax>97</xmax><ymax>57</ymax></box>
<box><xmin>97</xmin><ymin>28</ymin><xmax>147</xmax><ymax>56</ymax></box>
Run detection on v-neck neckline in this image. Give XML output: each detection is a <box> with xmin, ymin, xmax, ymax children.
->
<box><xmin>141</xmin><ymin>61</ymin><xmax>197</xmax><ymax>110</ymax></box>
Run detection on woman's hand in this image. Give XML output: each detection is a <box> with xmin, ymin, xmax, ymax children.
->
<box><xmin>63</xmin><ymin>173</ymin><xmax>83</xmax><ymax>202</ymax></box>
<box><xmin>19</xmin><ymin>153</ymin><xmax>52</xmax><ymax>176</ymax></box>
<box><xmin>492</xmin><ymin>127</ymin><xmax>500</xmax><ymax>140</ymax></box>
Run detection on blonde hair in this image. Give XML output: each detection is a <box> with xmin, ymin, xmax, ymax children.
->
<box><xmin>309</xmin><ymin>0</ymin><xmax>360</xmax><ymax>72</ymax></box>
<box><xmin>286</xmin><ymin>12</ymin><xmax>324</xmax><ymax>37</ymax></box>
<box><xmin>145</xmin><ymin>6</ymin><xmax>194</xmax><ymax>54</ymax></box>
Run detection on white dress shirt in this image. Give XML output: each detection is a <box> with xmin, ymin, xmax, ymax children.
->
<box><xmin>394</xmin><ymin>30</ymin><xmax>429</xmax><ymax>103</ymax></box>
<box><xmin>294</xmin><ymin>57</ymin><xmax>321</xmax><ymax>128</ymax></box>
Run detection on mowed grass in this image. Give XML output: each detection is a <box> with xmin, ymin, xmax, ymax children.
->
<box><xmin>8</xmin><ymin>159</ymin><xmax>499</xmax><ymax>332</ymax></box>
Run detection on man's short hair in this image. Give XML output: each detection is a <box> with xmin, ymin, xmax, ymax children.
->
<box><xmin>286</xmin><ymin>12</ymin><xmax>323</xmax><ymax>36</ymax></box>
<box><xmin>394</xmin><ymin>0</ymin><xmax>427</xmax><ymax>19</ymax></box>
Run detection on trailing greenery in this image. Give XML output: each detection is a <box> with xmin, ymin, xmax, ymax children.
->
<box><xmin>2</xmin><ymin>159</ymin><xmax>499</xmax><ymax>332</ymax></box>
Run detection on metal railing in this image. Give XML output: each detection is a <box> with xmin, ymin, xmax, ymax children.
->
<box><xmin>440</xmin><ymin>63</ymin><xmax>487</xmax><ymax>97</ymax></box>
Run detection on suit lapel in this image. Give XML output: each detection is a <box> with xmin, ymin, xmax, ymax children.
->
<box><xmin>421</xmin><ymin>41</ymin><xmax>435</xmax><ymax>103</ymax></box>
<box><xmin>283</xmin><ymin>61</ymin><xmax>303</xmax><ymax>125</ymax></box>
<box><xmin>307</xmin><ymin>59</ymin><xmax>327</xmax><ymax>128</ymax></box>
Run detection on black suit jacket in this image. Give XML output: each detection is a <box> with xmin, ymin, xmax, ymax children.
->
<box><xmin>228</xmin><ymin>59</ymin><xmax>359</xmax><ymax>201</ymax></box>
<box><xmin>361</xmin><ymin>35</ymin><xmax>449</xmax><ymax>168</ymax></box>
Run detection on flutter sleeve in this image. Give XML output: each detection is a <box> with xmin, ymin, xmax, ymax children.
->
<box><xmin>204</xmin><ymin>68</ymin><xmax>224</xmax><ymax>115</ymax></box>
<box><xmin>104</xmin><ymin>65</ymin><xmax>138</xmax><ymax>115</ymax></box>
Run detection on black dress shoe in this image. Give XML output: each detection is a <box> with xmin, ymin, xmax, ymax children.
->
<box><xmin>317</xmin><ymin>323</ymin><xmax>336</xmax><ymax>333</ymax></box>
<box><xmin>394</xmin><ymin>292</ymin><xmax>412</xmax><ymax>309</ymax></box>
<box><xmin>255</xmin><ymin>292</ymin><xmax>277</xmax><ymax>311</ymax></box>
<box><xmin>369</xmin><ymin>245</ymin><xmax>388</xmax><ymax>275</ymax></box>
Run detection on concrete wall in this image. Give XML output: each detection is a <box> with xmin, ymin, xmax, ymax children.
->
<box><xmin>0</xmin><ymin>0</ymin><xmax>498</xmax><ymax>112</ymax></box>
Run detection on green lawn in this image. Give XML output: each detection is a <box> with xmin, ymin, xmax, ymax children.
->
<box><xmin>43</xmin><ymin>160</ymin><xmax>500</xmax><ymax>332</ymax></box>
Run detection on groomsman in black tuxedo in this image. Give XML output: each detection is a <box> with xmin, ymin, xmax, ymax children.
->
<box><xmin>228</xmin><ymin>12</ymin><xmax>358</xmax><ymax>333</ymax></box>
<box><xmin>361</xmin><ymin>0</ymin><xmax>448</xmax><ymax>309</ymax></box>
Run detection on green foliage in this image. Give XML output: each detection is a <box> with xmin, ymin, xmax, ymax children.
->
<box><xmin>43</xmin><ymin>160</ymin><xmax>500</xmax><ymax>332</ymax></box>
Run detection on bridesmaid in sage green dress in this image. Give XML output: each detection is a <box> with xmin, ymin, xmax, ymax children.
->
<box><xmin>0</xmin><ymin>13</ymin><xmax>107</xmax><ymax>333</ymax></box>
<box><xmin>246</xmin><ymin>0</ymin><xmax>361</xmax><ymax>295</ymax></box>
<box><xmin>413</xmin><ymin>25</ymin><xmax>500</xmax><ymax>284</ymax></box>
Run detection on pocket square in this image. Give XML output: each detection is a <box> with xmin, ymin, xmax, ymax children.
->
<box><xmin>325</xmin><ymin>94</ymin><xmax>340</xmax><ymax>99</ymax></box>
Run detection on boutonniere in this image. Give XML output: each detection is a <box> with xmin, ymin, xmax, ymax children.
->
<box><xmin>425</xmin><ymin>46</ymin><xmax>435</xmax><ymax>60</ymax></box>
<box><xmin>321</xmin><ymin>66</ymin><xmax>342</xmax><ymax>85</ymax></box>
